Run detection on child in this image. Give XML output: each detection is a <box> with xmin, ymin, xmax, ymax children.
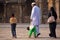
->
<box><xmin>9</xmin><ymin>14</ymin><xmax>17</xmax><ymax>38</ymax></box>
<box><xmin>28</xmin><ymin>24</ymin><xmax>37</xmax><ymax>38</ymax></box>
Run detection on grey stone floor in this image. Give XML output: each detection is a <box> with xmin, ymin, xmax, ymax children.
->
<box><xmin>0</xmin><ymin>27</ymin><xmax>60</xmax><ymax>40</ymax></box>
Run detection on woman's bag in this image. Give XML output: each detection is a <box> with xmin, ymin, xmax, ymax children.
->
<box><xmin>47</xmin><ymin>11</ymin><xmax>55</xmax><ymax>23</ymax></box>
<box><xmin>47</xmin><ymin>16</ymin><xmax>55</xmax><ymax>23</ymax></box>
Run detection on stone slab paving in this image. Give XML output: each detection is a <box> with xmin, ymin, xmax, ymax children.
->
<box><xmin>0</xmin><ymin>23</ymin><xmax>60</xmax><ymax>28</ymax></box>
<box><xmin>0</xmin><ymin>27</ymin><xmax>60</xmax><ymax>40</ymax></box>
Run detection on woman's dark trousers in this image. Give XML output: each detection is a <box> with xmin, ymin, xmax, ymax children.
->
<box><xmin>49</xmin><ymin>22</ymin><xmax>56</xmax><ymax>38</ymax></box>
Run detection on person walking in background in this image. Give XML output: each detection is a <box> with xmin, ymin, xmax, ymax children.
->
<box><xmin>30</xmin><ymin>2</ymin><xmax>41</xmax><ymax>37</ymax></box>
<box><xmin>9</xmin><ymin>14</ymin><xmax>17</xmax><ymax>38</ymax></box>
<box><xmin>48</xmin><ymin>7</ymin><xmax>57</xmax><ymax>38</ymax></box>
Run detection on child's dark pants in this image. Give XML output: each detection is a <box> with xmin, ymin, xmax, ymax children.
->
<box><xmin>11</xmin><ymin>23</ymin><xmax>16</xmax><ymax>37</ymax></box>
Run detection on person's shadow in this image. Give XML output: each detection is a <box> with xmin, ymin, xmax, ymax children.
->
<box><xmin>17</xmin><ymin>36</ymin><xmax>60</xmax><ymax>39</ymax></box>
<box><xmin>37</xmin><ymin>37</ymin><xmax>60</xmax><ymax>39</ymax></box>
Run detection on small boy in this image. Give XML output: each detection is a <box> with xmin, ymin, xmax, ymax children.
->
<box><xmin>9</xmin><ymin>14</ymin><xmax>17</xmax><ymax>38</ymax></box>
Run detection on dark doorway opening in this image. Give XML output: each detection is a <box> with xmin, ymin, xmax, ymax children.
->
<box><xmin>0</xmin><ymin>2</ymin><xmax>4</xmax><ymax>23</ymax></box>
<box><xmin>0</xmin><ymin>2</ymin><xmax>4</xmax><ymax>13</ymax></box>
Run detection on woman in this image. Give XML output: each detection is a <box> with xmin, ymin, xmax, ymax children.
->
<box><xmin>48</xmin><ymin>7</ymin><xmax>57</xmax><ymax>38</ymax></box>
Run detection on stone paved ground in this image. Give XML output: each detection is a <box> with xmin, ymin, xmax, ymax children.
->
<box><xmin>0</xmin><ymin>27</ymin><xmax>60</xmax><ymax>40</ymax></box>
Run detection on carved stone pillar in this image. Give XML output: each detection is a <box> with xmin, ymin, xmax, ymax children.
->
<box><xmin>41</xmin><ymin>0</ymin><xmax>48</xmax><ymax>23</ymax></box>
<box><xmin>59</xmin><ymin>0</ymin><xmax>60</xmax><ymax>19</ymax></box>
<box><xmin>55</xmin><ymin>0</ymin><xmax>60</xmax><ymax>23</ymax></box>
<box><xmin>48</xmin><ymin>0</ymin><xmax>53</xmax><ymax>10</ymax></box>
<box><xmin>53</xmin><ymin>0</ymin><xmax>55</xmax><ymax>7</ymax></box>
